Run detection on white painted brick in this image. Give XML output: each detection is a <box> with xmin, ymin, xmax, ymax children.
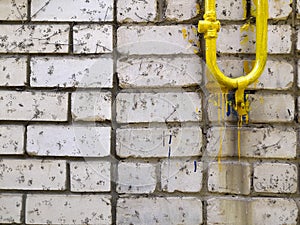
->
<box><xmin>207</xmin><ymin>197</ymin><xmax>298</xmax><ymax>225</ymax></box>
<box><xmin>31</xmin><ymin>56</ymin><xmax>113</xmax><ymax>88</ymax></box>
<box><xmin>118</xmin><ymin>55</ymin><xmax>202</xmax><ymax>88</ymax></box>
<box><xmin>0</xmin><ymin>91</ymin><xmax>68</xmax><ymax>121</ymax></box>
<box><xmin>72</xmin><ymin>91</ymin><xmax>111</xmax><ymax>121</ymax></box>
<box><xmin>208</xmin><ymin>162</ymin><xmax>251</xmax><ymax>195</ymax></box>
<box><xmin>218</xmin><ymin>25</ymin><xmax>292</xmax><ymax>54</ymax></box>
<box><xmin>0</xmin><ymin>57</ymin><xmax>27</xmax><ymax>86</ymax></box>
<box><xmin>70</xmin><ymin>161</ymin><xmax>110</xmax><ymax>192</ymax></box>
<box><xmin>216</xmin><ymin>0</ymin><xmax>245</xmax><ymax>20</ymax></box>
<box><xmin>254</xmin><ymin>163</ymin><xmax>297</xmax><ymax>193</ymax></box>
<box><xmin>0</xmin><ymin>0</ymin><xmax>27</xmax><ymax>20</ymax></box>
<box><xmin>0</xmin><ymin>24</ymin><xmax>69</xmax><ymax>53</ymax></box>
<box><xmin>117</xmin><ymin>0</ymin><xmax>157</xmax><ymax>22</ymax></box>
<box><xmin>26</xmin><ymin>194</ymin><xmax>111</xmax><ymax>224</ymax></box>
<box><xmin>161</xmin><ymin>160</ymin><xmax>203</xmax><ymax>192</ymax></box>
<box><xmin>249</xmin><ymin>93</ymin><xmax>294</xmax><ymax>123</ymax></box>
<box><xmin>0</xmin><ymin>194</ymin><xmax>22</xmax><ymax>224</ymax></box>
<box><xmin>73</xmin><ymin>24</ymin><xmax>113</xmax><ymax>54</ymax></box>
<box><xmin>0</xmin><ymin>159</ymin><xmax>66</xmax><ymax>190</ymax></box>
<box><xmin>117</xmin><ymin>25</ymin><xmax>199</xmax><ymax>55</ymax></box>
<box><xmin>117</xmin><ymin>197</ymin><xmax>203</xmax><ymax>225</ymax></box>
<box><xmin>0</xmin><ymin>125</ymin><xmax>24</xmax><ymax>155</ymax></box>
<box><xmin>207</xmin><ymin>127</ymin><xmax>296</xmax><ymax>158</ymax></box>
<box><xmin>117</xmin><ymin>126</ymin><xmax>202</xmax><ymax>158</ymax></box>
<box><xmin>165</xmin><ymin>0</ymin><xmax>199</xmax><ymax>21</ymax></box>
<box><xmin>116</xmin><ymin>92</ymin><xmax>201</xmax><ymax>123</ymax></box>
<box><xmin>27</xmin><ymin>125</ymin><xmax>111</xmax><ymax>157</ymax></box>
<box><xmin>117</xmin><ymin>162</ymin><xmax>156</xmax><ymax>194</ymax></box>
<box><xmin>31</xmin><ymin>0</ymin><xmax>113</xmax><ymax>21</ymax></box>
<box><xmin>252</xmin><ymin>0</ymin><xmax>292</xmax><ymax>19</ymax></box>
<box><xmin>217</xmin><ymin>59</ymin><xmax>293</xmax><ymax>90</ymax></box>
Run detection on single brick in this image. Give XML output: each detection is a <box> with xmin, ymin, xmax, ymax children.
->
<box><xmin>27</xmin><ymin>125</ymin><xmax>111</xmax><ymax>157</ymax></box>
<box><xmin>165</xmin><ymin>0</ymin><xmax>199</xmax><ymax>21</ymax></box>
<box><xmin>0</xmin><ymin>125</ymin><xmax>24</xmax><ymax>155</ymax></box>
<box><xmin>117</xmin><ymin>25</ymin><xmax>199</xmax><ymax>55</ymax></box>
<box><xmin>116</xmin><ymin>92</ymin><xmax>202</xmax><ymax>123</ymax></box>
<box><xmin>117</xmin><ymin>197</ymin><xmax>203</xmax><ymax>225</ymax></box>
<box><xmin>207</xmin><ymin>197</ymin><xmax>298</xmax><ymax>225</ymax></box>
<box><xmin>26</xmin><ymin>194</ymin><xmax>111</xmax><ymax>224</ymax></box>
<box><xmin>0</xmin><ymin>57</ymin><xmax>27</xmax><ymax>86</ymax></box>
<box><xmin>0</xmin><ymin>159</ymin><xmax>66</xmax><ymax>190</ymax></box>
<box><xmin>0</xmin><ymin>24</ymin><xmax>69</xmax><ymax>53</ymax></box>
<box><xmin>117</xmin><ymin>0</ymin><xmax>157</xmax><ymax>22</ymax></box>
<box><xmin>117</xmin><ymin>162</ymin><xmax>156</xmax><ymax>194</ymax></box>
<box><xmin>207</xmin><ymin>127</ymin><xmax>296</xmax><ymax>158</ymax></box>
<box><xmin>0</xmin><ymin>0</ymin><xmax>27</xmax><ymax>20</ymax></box>
<box><xmin>31</xmin><ymin>0</ymin><xmax>113</xmax><ymax>21</ymax></box>
<box><xmin>70</xmin><ymin>161</ymin><xmax>111</xmax><ymax>192</ymax></box>
<box><xmin>208</xmin><ymin>162</ymin><xmax>251</xmax><ymax>195</ymax></box>
<box><xmin>0</xmin><ymin>194</ymin><xmax>22</xmax><ymax>224</ymax></box>
<box><xmin>252</xmin><ymin>0</ymin><xmax>292</xmax><ymax>19</ymax></box>
<box><xmin>0</xmin><ymin>91</ymin><xmax>68</xmax><ymax>121</ymax></box>
<box><xmin>217</xmin><ymin>25</ymin><xmax>291</xmax><ymax>54</ymax></box>
<box><xmin>249</xmin><ymin>93</ymin><xmax>294</xmax><ymax>123</ymax></box>
<box><xmin>161</xmin><ymin>160</ymin><xmax>203</xmax><ymax>192</ymax></box>
<box><xmin>71</xmin><ymin>91</ymin><xmax>111</xmax><ymax>121</ymax></box>
<box><xmin>73</xmin><ymin>24</ymin><xmax>113</xmax><ymax>54</ymax></box>
<box><xmin>30</xmin><ymin>56</ymin><xmax>113</xmax><ymax>88</ymax></box>
<box><xmin>117</xmin><ymin>55</ymin><xmax>202</xmax><ymax>88</ymax></box>
<box><xmin>216</xmin><ymin>0</ymin><xmax>246</xmax><ymax>20</ymax></box>
<box><xmin>217</xmin><ymin>58</ymin><xmax>293</xmax><ymax>90</ymax></box>
<box><xmin>254</xmin><ymin>163</ymin><xmax>297</xmax><ymax>193</ymax></box>
<box><xmin>116</xmin><ymin>126</ymin><xmax>202</xmax><ymax>158</ymax></box>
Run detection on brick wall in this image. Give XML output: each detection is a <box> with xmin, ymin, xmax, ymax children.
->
<box><xmin>0</xmin><ymin>0</ymin><xmax>299</xmax><ymax>224</ymax></box>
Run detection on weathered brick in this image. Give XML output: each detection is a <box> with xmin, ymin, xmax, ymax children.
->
<box><xmin>117</xmin><ymin>55</ymin><xmax>202</xmax><ymax>88</ymax></box>
<box><xmin>70</xmin><ymin>161</ymin><xmax>111</xmax><ymax>192</ymax></box>
<box><xmin>0</xmin><ymin>0</ymin><xmax>27</xmax><ymax>20</ymax></box>
<box><xmin>216</xmin><ymin>58</ymin><xmax>293</xmax><ymax>90</ymax></box>
<box><xmin>165</xmin><ymin>0</ymin><xmax>199</xmax><ymax>21</ymax></box>
<box><xmin>0</xmin><ymin>24</ymin><xmax>69</xmax><ymax>53</ymax></box>
<box><xmin>216</xmin><ymin>0</ymin><xmax>245</xmax><ymax>20</ymax></box>
<box><xmin>208</xmin><ymin>162</ymin><xmax>251</xmax><ymax>195</ymax></box>
<box><xmin>0</xmin><ymin>91</ymin><xmax>68</xmax><ymax>121</ymax></box>
<box><xmin>31</xmin><ymin>0</ymin><xmax>113</xmax><ymax>21</ymax></box>
<box><xmin>0</xmin><ymin>125</ymin><xmax>24</xmax><ymax>155</ymax></box>
<box><xmin>0</xmin><ymin>57</ymin><xmax>27</xmax><ymax>86</ymax></box>
<box><xmin>73</xmin><ymin>24</ymin><xmax>113</xmax><ymax>54</ymax></box>
<box><xmin>71</xmin><ymin>91</ymin><xmax>111</xmax><ymax>121</ymax></box>
<box><xmin>117</xmin><ymin>25</ymin><xmax>199</xmax><ymax>55</ymax></box>
<box><xmin>117</xmin><ymin>162</ymin><xmax>156</xmax><ymax>194</ymax></box>
<box><xmin>116</xmin><ymin>92</ymin><xmax>201</xmax><ymax>123</ymax></box>
<box><xmin>116</xmin><ymin>126</ymin><xmax>202</xmax><ymax>158</ymax></box>
<box><xmin>207</xmin><ymin>197</ymin><xmax>298</xmax><ymax>225</ymax></box>
<box><xmin>252</xmin><ymin>0</ymin><xmax>292</xmax><ymax>19</ymax></box>
<box><xmin>207</xmin><ymin>127</ymin><xmax>296</xmax><ymax>158</ymax></box>
<box><xmin>27</xmin><ymin>125</ymin><xmax>111</xmax><ymax>157</ymax></box>
<box><xmin>31</xmin><ymin>56</ymin><xmax>113</xmax><ymax>88</ymax></box>
<box><xmin>0</xmin><ymin>194</ymin><xmax>22</xmax><ymax>224</ymax></box>
<box><xmin>117</xmin><ymin>197</ymin><xmax>202</xmax><ymax>224</ymax></box>
<box><xmin>254</xmin><ymin>163</ymin><xmax>297</xmax><ymax>193</ymax></box>
<box><xmin>117</xmin><ymin>0</ymin><xmax>157</xmax><ymax>22</ymax></box>
<box><xmin>26</xmin><ymin>195</ymin><xmax>111</xmax><ymax>224</ymax></box>
<box><xmin>161</xmin><ymin>160</ymin><xmax>203</xmax><ymax>192</ymax></box>
<box><xmin>0</xmin><ymin>159</ymin><xmax>66</xmax><ymax>190</ymax></box>
<box><xmin>218</xmin><ymin>25</ymin><xmax>292</xmax><ymax>54</ymax></box>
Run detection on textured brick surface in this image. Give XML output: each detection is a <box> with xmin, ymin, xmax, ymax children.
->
<box><xmin>117</xmin><ymin>197</ymin><xmax>203</xmax><ymax>225</ymax></box>
<box><xmin>0</xmin><ymin>194</ymin><xmax>22</xmax><ymax>224</ymax></box>
<box><xmin>31</xmin><ymin>0</ymin><xmax>113</xmax><ymax>21</ymax></box>
<box><xmin>0</xmin><ymin>91</ymin><xmax>68</xmax><ymax>121</ymax></box>
<box><xmin>252</xmin><ymin>0</ymin><xmax>292</xmax><ymax>19</ymax></box>
<box><xmin>165</xmin><ymin>0</ymin><xmax>199</xmax><ymax>21</ymax></box>
<box><xmin>0</xmin><ymin>159</ymin><xmax>66</xmax><ymax>190</ymax></box>
<box><xmin>27</xmin><ymin>125</ymin><xmax>111</xmax><ymax>157</ymax></box>
<box><xmin>0</xmin><ymin>125</ymin><xmax>24</xmax><ymax>155</ymax></box>
<box><xmin>0</xmin><ymin>0</ymin><xmax>27</xmax><ymax>20</ymax></box>
<box><xmin>216</xmin><ymin>0</ymin><xmax>245</xmax><ymax>20</ymax></box>
<box><xmin>0</xmin><ymin>57</ymin><xmax>27</xmax><ymax>86</ymax></box>
<box><xmin>26</xmin><ymin>195</ymin><xmax>111</xmax><ymax>224</ymax></box>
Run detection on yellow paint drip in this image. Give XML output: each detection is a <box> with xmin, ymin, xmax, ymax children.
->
<box><xmin>242</xmin><ymin>0</ymin><xmax>247</xmax><ymax>19</ymax></box>
<box><xmin>238</xmin><ymin>117</ymin><xmax>242</xmax><ymax>160</ymax></box>
<box><xmin>195</xmin><ymin>3</ymin><xmax>201</xmax><ymax>15</ymax></box>
<box><xmin>182</xmin><ymin>28</ymin><xmax>188</xmax><ymax>39</ymax></box>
